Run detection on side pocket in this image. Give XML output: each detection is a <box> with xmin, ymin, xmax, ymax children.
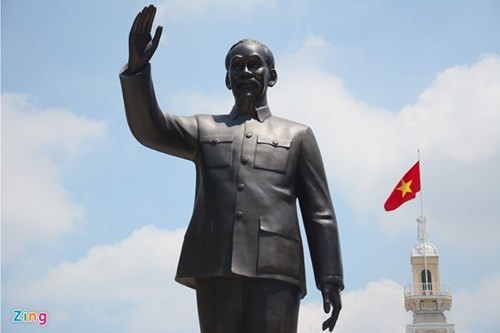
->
<box><xmin>200</xmin><ymin>135</ymin><xmax>234</xmax><ymax>168</ymax></box>
<box><xmin>257</xmin><ymin>217</ymin><xmax>301</xmax><ymax>278</ymax></box>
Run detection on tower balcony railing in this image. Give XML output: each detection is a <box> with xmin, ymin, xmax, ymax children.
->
<box><xmin>404</xmin><ymin>283</ymin><xmax>451</xmax><ymax>297</ymax></box>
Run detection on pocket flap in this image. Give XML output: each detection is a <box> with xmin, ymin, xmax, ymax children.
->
<box><xmin>260</xmin><ymin>216</ymin><xmax>299</xmax><ymax>241</ymax></box>
<box><xmin>257</xmin><ymin>136</ymin><xmax>291</xmax><ymax>148</ymax></box>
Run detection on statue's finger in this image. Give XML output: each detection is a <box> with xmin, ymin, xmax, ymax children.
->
<box><xmin>322</xmin><ymin>318</ymin><xmax>332</xmax><ymax>331</ymax></box>
<box><xmin>323</xmin><ymin>300</ymin><xmax>331</xmax><ymax>313</ymax></box>
<box><xmin>152</xmin><ymin>26</ymin><xmax>163</xmax><ymax>47</ymax></box>
<box><xmin>137</xmin><ymin>6</ymin><xmax>150</xmax><ymax>32</ymax></box>
<box><xmin>130</xmin><ymin>12</ymin><xmax>142</xmax><ymax>35</ymax></box>
<box><xmin>145</xmin><ymin>5</ymin><xmax>157</xmax><ymax>32</ymax></box>
<box><xmin>328</xmin><ymin>307</ymin><xmax>340</xmax><ymax>331</ymax></box>
<box><xmin>322</xmin><ymin>290</ymin><xmax>331</xmax><ymax>313</ymax></box>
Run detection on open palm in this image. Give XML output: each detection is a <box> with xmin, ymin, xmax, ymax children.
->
<box><xmin>127</xmin><ymin>5</ymin><xmax>163</xmax><ymax>74</ymax></box>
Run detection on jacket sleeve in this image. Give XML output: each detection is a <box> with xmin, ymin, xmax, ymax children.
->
<box><xmin>119</xmin><ymin>64</ymin><xmax>198</xmax><ymax>161</ymax></box>
<box><xmin>296</xmin><ymin>127</ymin><xmax>344</xmax><ymax>291</ymax></box>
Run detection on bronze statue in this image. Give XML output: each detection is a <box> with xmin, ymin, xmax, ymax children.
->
<box><xmin>119</xmin><ymin>5</ymin><xmax>344</xmax><ymax>332</ymax></box>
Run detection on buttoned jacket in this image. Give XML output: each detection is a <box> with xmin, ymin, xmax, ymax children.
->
<box><xmin>120</xmin><ymin>65</ymin><xmax>343</xmax><ymax>297</ymax></box>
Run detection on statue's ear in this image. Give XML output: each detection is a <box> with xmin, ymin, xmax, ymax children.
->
<box><xmin>268</xmin><ymin>69</ymin><xmax>278</xmax><ymax>87</ymax></box>
<box><xmin>225</xmin><ymin>73</ymin><xmax>231</xmax><ymax>90</ymax></box>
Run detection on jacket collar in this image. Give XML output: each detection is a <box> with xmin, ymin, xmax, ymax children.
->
<box><xmin>229</xmin><ymin>105</ymin><xmax>272</xmax><ymax>122</ymax></box>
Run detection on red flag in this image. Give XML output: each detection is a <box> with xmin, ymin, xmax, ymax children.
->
<box><xmin>384</xmin><ymin>161</ymin><xmax>421</xmax><ymax>211</ymax></box>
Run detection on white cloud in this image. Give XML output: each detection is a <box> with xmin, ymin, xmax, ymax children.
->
<box><xmin>449</xmin><ymin>273</ymin><xmax>500</xmax><ymax>333</ymax></box>
<box><xmin>405</xmin><ymin>54</ymin><xmax>500</xmax><ymax>163</ymax></box>
<box><xmin>272</xmin><ymin>37</ymin><xmax>500</xmax><ymax>253</ymax></box>
<box><xmin>12</xmin><ymin>224</ymin><xmax>408</xmax><ymax>333</ymax></box>
<box><xmin>1</xmin><ymin>93</ymin><xmax>107</xmax><ymax>260</ymax></box>
<box><xmin>11</xmin><ymin>225</ymin><xmax>198</xmax><ymax>333</ymax></box>
<box><xmin>299</xmin><ymin>275</ymin><xmax>500</xmax><ymax>333</ymax></box>
<box><xmin>9</xmin><ymin>222</ymin><xmax>498</xmax><ymax>332</ymax></box>
<box><xmin>21</xmin><ymin>226</ymin><xmax>184</xmax><ymax>302</ymax></box>
<box><xmin>299</xmin><ymin>279</ymin><xmax>408</xmax><ymax>333</ymax></box>
<box><xmin>398</xmin><ymin>54</ymin><xmax>500</xmax><ymax>251</ymax></box>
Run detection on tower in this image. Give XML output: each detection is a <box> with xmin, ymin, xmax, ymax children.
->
<box><xmin>404</xmin><ymin>216</ymin><xmax>455</xmax><ymax>333</ymax></box>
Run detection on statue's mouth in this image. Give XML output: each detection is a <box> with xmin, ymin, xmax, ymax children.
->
<box><xmin>236</xmin><ymin>79</ymin><xmax>259</xmax><ymax>89</ymax></box>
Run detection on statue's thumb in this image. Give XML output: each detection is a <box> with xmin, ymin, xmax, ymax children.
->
<box><xmin>152</xmin><ymin>26</ymin><xmax>163</xmax><ymax>47</ymax></box>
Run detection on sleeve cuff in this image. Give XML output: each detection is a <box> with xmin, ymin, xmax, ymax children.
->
<box><xmin>119</xmin><ymin>63</ymin><xmax>151</xmax><ymax>77</ymax></box>
<box><xmin>318</xmin><ymin>276</ymin><xmax>345</xmax><ymax>291</ymax></box>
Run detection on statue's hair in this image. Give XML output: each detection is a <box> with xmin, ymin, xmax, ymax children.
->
<box><xmin>225</xmin><ymin>39</ymin><xmax>275</xmax><ymax>70</ymax></box>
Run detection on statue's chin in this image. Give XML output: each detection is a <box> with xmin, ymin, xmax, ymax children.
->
<box><xmin>237</xmin><ymin>90</ymin><xmax>256</xmax><ymax>103</ymax></box>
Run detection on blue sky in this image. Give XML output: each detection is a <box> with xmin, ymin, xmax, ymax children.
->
<box><xmin>2</xmin><ymin>0</ymin><xmax>500</xmax><ymax>332</ymax></box>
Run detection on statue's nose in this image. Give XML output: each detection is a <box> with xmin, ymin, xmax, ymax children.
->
<box><xmin>241</xmin><ymin>65</ymin><xmax>253</xmax><ymax>78</ymax></box>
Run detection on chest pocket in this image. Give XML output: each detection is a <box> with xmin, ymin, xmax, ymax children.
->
<box><xmin>200</xmin><ymin>135</ymin><xmax>234</xmax><ymax>168</ymax></box>
<box><xmin>254</xmin><ymin>136</ymin><xmax>291</xmax><ymax>173</ymax></box>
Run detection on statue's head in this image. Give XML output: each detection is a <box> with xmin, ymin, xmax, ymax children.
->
<box><xmin>225</xmin><ymin>39</ymin><xmax>277</xmax><ymax>103</ymax></box>
<box><xmin>225</xmin><ymin>39</ymin><xmax>275</xmax><ymax>70</ymax></box>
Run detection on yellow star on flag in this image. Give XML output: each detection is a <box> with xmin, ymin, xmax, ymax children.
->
<box><xmin>384</xmin><ymin>161</ymin><xmax>421</xmax><ymax>211</ymax></box>
<box><xmin>397</xmin><ymin>179</ymin><xmax>413</xmax><ymax>198</ymax></box>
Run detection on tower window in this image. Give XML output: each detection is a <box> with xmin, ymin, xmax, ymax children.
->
<box><xmin>421</xmin><ymin>269</ymin><xmax>433</xmax><ymax>295</ymax></box>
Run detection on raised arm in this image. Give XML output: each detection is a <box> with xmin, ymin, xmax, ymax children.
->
<box><xmin>120</xmin><ymin>6</ymin><xmax>197</xmax><ymax>160</ymax></box>
<box><xmin>126</xmin><ymin>5</ymin><xmax>163</xmax><ymax>75</ymax></box>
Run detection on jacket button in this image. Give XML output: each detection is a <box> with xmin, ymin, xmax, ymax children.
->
<box><xmin>272</xmin><ymin>140</ymin><xmax>278</xmax><ymax>146</ymax></box>
<box><xmin>235</xmin><ymin>211</ymin><xmax>244</xmax><ymax>220</ymax></box>
<box><xmin>211</xmin><ymin>138</ymin><xmax>219</xmax><ymax>144</ymax></box>
<box><xmin>237</xmin><ymin>184</ymin><xmax>245</xmax><ymax>191</ymax></box>
<box><xmin>241</xmin><ymin>157</ymin><xmax>248</xmax><ymax>165</ymax></box>
<box><xmin>245</xmin><ymin>132</ymin><xmax>253</xmax><ymax>138</ymax></box>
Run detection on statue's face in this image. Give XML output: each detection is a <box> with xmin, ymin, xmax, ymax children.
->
<box><xmin>226</xmin><ymin>42</ymin><xmax>276</xmax><ymax>102</ymax></box>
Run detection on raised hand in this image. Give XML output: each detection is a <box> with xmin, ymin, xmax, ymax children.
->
<box><xmin>321</xmin><ymin>284</ymin><xmax>342</xmax><ymax>331</ymax></box>
<box><xmin>127</xmin><ymin>5</ymin><xmax>163</xmax><ymax>74</ymax></box>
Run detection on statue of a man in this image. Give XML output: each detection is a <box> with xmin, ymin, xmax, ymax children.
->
<box><xmin>119</xmin><ymin>5</ymin><xmax>344</xmax><ymax>332</ymax></box>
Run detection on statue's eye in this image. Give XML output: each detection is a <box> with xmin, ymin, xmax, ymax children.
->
<box><xmin>231</xmin><ymin>61</ymin><xmax>244</xmax><ymax>71</ymax></box>
<box><xmin>247</xmin><ymin>60</ymin><xmax>263</xmax><ymax>71</ymax></box>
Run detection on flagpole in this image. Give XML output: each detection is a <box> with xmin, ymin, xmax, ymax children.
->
<box><xmin>417</xmin><ymin>149</ymin><xmax>430</xmax><ymax>294</ymax></box>
<box><xmin>418</xmin><ymin>149</ymin><xmax>424</xmax><ymax>217</ymax></box>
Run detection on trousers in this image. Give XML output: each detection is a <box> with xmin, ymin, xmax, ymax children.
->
<box><xmin>195</xmin><ymin>276</ymin><xmax>301</xmax><ymax>333</ymax></box>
